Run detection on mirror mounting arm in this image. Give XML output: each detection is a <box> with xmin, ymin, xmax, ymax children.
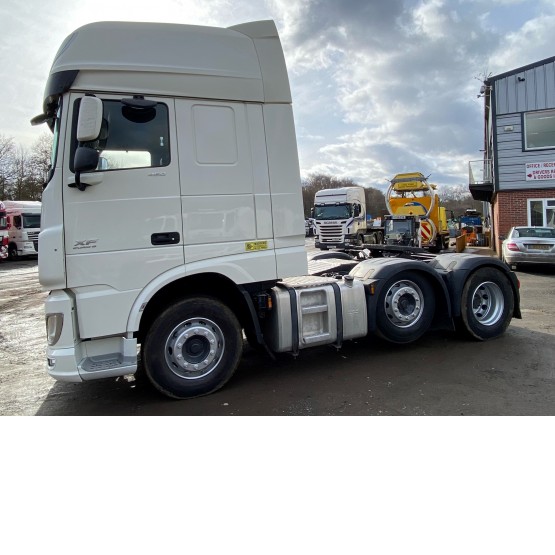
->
<box><xmin>74</xmin><ymin>171</ymin><xmax>88</xmax><ymax>191</ymax></box>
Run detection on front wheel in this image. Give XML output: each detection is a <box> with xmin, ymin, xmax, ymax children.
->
<box><xmin>458</xmin><ymin>267</ymin><xmax>514</xmax><ymax>341</ymax></box>
<box><xmin>8</xmin><ymin>244</ymin><xmax>18</xmax><ymax>260</ymax></box>
<box><xmin>143</xmin><ymin>297</ymin><xmax>242</xmax><ymax>398</ymax></box>
<box><xmin>375</xmin><ymin>271</ymin><xmax>436</xmax><ymax>343</ymax></box>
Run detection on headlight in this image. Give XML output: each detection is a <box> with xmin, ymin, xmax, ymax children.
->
<box><xmin>46</xmin><ymin>313</ymin><xmax>64</xmax><ymax>346</ymax></box>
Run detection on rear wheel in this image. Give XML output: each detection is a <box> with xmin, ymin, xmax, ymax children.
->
<box><xmin>458</xmin><ymin>267</ymin><xmax>514</xmax><ymax>340</ymax></box>
<box><xmin>375</xmin><ymin>271</ymin><xmax>435</xmax><ymax>343</ymax></box>
<box><xmin>143</xmin><ymin>296</ymin><xmax>242</xmax><ymax>398</ymax></box>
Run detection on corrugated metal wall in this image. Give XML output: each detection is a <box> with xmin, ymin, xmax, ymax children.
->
<box><xmin>495</xmin><ymin>60</ymin><xmax>555</xmax><ymax>115</ymax></box>
<box><xmin>494</xmin><ymin>60</ymin><xmax>555</xmax><ymax>191</ymax></box>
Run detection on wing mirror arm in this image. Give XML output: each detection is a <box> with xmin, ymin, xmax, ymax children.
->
<box><xmin>75</xmin><ymin>171</ymin><xmax>86</xmax><ymax>192</ymax></box>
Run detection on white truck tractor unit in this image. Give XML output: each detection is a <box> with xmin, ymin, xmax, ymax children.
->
<box><xmin>313</xmin><ymin>187</ymin><xmax>383</xmax><ymax>250</ymax></box>
<box><xmin>3</xmin><ymin>200</ymin><xmax>41</xmax><ymax>259</ymax></box>
<box><xmin>33</xmin><ymin>20</ymin><xmax>520</xmax><ymax>399</ymax></box>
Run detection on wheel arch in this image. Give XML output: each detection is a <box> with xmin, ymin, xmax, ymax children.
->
<box><xmin>440</xmin><ymin>259</ymin><xmax>521</xmax><ymax>320</ymax></box>
<box><xmin>134</xmin><ymin>272</ymin><xmax>266</xmax><ymax>344</ymax></box>
<box><xmin>456</xmin><ymin>264</ymin><xmax>518</xmax><ymax>341</ymax></box>
<box><xmin>361</xmin><ymin>260</ymin><xmax>453</xmax><ymax>332</ymax></box>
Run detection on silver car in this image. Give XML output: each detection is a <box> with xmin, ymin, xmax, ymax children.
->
<box><xmin>501</xmin><ymin>226</ymin><xmax>555</xmax><ymax>268</ymax></box>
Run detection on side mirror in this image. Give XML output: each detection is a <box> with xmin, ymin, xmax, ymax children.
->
<box><xmin>77</xmin><ymin>96</ymin><xmax>103</xmax><ymax>142</ymax></box>
<box><xmin>73</xmin><ymin>147</ymin><xmax>100</xmax><ymax>191</ymax></box>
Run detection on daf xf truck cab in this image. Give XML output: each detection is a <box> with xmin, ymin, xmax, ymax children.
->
<box><xmin>32</xmin><ymin>20</ymin><xmax>520</xmax><ymax>399</ymax></box>
<box><xmin>3</xmin><ymin>200</ymin><xmax>41</xmax><ymax>259</ymax></box>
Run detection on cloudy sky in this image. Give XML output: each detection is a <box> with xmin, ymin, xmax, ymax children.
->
<box><xmin>1</xmin><ymin>0</ymin><xmax>555</xmax><ymax>190</ymax></box>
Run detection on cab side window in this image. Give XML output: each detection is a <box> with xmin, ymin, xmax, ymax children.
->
<box><xmin>71</xmin><ymin>98</ymin><xmax>170</xmax><ymax>172</ymax></box>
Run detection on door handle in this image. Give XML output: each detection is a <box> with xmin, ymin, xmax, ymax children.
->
<box><xmin>151</xmin><ymin>232</ymin><xmax>180</xmax><ymax>245</ymax></box>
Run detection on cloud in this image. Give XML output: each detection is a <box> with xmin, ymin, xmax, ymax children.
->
<box><xmin>2</xmin><ymin>0</ymin><xmax>555</xmax><ymax>192</ymax></box>
<box><xmin>491</xmin><ymin>13</ymin><xmax>555</xmax><ymax>72</ymax></box>
<box><xmin>276</xmin><ymin>0</ymin><xmax>548</xmax><ymax>187</ymax></box>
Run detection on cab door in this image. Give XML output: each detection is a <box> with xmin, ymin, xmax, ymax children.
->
<box><xmin>61</xmin><ymin>93</ymin><xmax>184</xmax><ymax>337</ymax></box>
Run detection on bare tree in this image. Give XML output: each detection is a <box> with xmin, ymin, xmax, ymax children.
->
<box><xmin>364</xmin><ymin>186</ymin><xmax>387</xmax><ymax>219</ymax></box>
<box><xmin>11</xmin><ymin>146</ymin><xmax>36</xmax><ymax>200</ymax></box>
<box><xmin>438</xmin><ymin>184</ymin><xmax>483</xmax><ymax>217</ymax></box>
<box><xmin>30</xmin><ymin>133</ymin><xmax>53</xmax><ymax>188</ymax></box>
<box><xmin>0</xmin><ymin>134</ymin><xmax>15</xmax><ymax>199</ymax></box>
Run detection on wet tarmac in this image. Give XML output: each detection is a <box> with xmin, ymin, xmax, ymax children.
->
<box><xmin>1</xmin><ymin>246</ymin><xmax>554</xmax><ymax>415</ymax></box>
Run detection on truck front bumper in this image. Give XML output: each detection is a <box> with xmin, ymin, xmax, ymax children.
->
<box><xmin>19</xmin><ymin>242</ymin><xmax>38</xmax><ymax>256</ymax></box>
<box><xmin>315</xmin><ymin>240</ymin><xmax>347</xmax><ymax>249</ymax></box>
<box><xmin>47</xmin><ymin>347</ymin><xmax>83</xmax><ymax>382</ymax></box>
<box><xmin>45</xmin><ymin>290</ymin><xmax>137</xmax><ymax>383</ymax></box>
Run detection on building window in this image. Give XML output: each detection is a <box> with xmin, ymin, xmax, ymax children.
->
<box><xmin>524</xmin><ymin>109</ymin><xmax>555</xmax><ymax>150</ymax></box>
<box><xmin>528</xmin><ymin>198</ymin><xmax>555</xmax><ymax>227</ymax></box>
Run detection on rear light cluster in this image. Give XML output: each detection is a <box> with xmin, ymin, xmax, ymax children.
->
<box><xmin>506</xmin><ymin>242</ymin><xmax>520</xmax><ymax>251</ymax></box>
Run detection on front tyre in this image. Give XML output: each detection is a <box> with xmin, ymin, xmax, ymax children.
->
<box><xmin>8</xmin><ymin>244</ymin><xmax>18</xmax><ymax>260</ymax></box>
<box><xmin>143</xmin><ymin>297</ymin><xmax>242</xmax><ymax>399</ymax></box>
<box><xmin>375</xmin><ymin>271</ymin><xmax>435</xmax><ymax>343</ymax></box>
<box><xmin>459</xmin><ymin>267</ymin><xmax>514</xmax><ymax>341</ymax></box>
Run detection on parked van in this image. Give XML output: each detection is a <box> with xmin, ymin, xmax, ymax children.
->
<box><xmin>3</xmin><ymin>201</ymin><xmax>41</xmax><ymax>259</ymax></box>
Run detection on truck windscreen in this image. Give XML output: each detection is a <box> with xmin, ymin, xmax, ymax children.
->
<box><xmin>23</xmin><ymin>214</ymin><xmax>41</xmax><ymax>228</ymax></box>
<box><xmin>314</xmin><ymin>204</ymin><xmax>352</xmax><ymax>219</ymax></box>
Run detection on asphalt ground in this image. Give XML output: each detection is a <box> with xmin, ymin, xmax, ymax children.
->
<box><xmin>1</xmin><ymin>242</ymin><xmax>554</xmax><ymax>415</ymax></box>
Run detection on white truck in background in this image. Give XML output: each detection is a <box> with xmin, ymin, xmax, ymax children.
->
<box><xmin>313</xmin><ymin>186</ymin><xmax>383</xmax><ymax>250</ymax></box>
<box><xmin>2</xmin><ymin>200</ymin><xmax>41</xmax><ymax>259</ymax></box>
<box><xmin>32</xmin><ymin>19</ymin><xmax>520</xmax><ymax>399</ymax></box>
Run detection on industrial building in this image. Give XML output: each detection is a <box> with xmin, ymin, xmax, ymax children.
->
<box><xmin>469</xmin><ymin>56</ymin><xmax>555</xmax><ymax>254</ymax></box>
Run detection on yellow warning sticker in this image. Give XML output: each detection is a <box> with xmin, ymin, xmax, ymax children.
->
<box><xmin>245</xmin><ymin>240</ymin><xmax>268</xmax><ymax>252</ymax></box>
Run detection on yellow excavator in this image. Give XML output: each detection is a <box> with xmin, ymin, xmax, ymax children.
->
<box><xmin>383</xmin><ymin>172</ymin><xmax>449</xmax><ymax>253</ymax></box>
